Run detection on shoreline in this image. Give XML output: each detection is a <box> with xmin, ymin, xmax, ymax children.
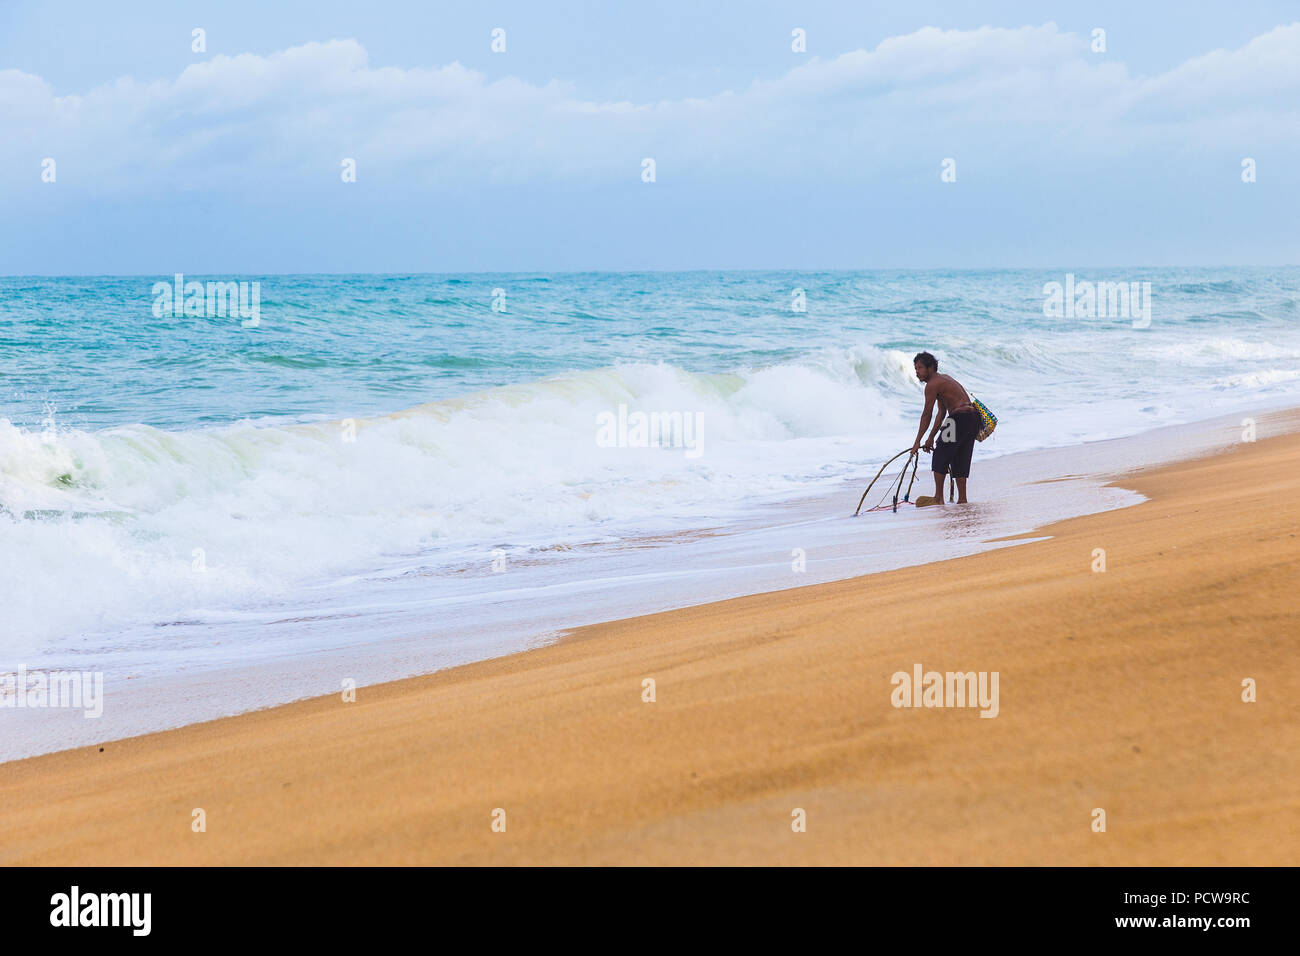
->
<box><xmin>4</xmin><ymin>404</ymin><xmax>1286</xmax><ymax>763</ymax></box>
<box><xmin>1</xmin><ymin>410</ymin><xmax>1296</xmax><ymax>863</ymax></box>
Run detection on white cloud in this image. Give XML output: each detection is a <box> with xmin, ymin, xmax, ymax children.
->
<box><xmin>2</xmin><ymin>23</ymin><xmax>1297</xmax><ymax>194</ymax></box>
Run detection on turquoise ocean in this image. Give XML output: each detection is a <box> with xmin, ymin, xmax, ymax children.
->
<box><xmin>2</xmin><ymin>268</ymin><xmax>1298</xmax><ymax>669</ymax></box>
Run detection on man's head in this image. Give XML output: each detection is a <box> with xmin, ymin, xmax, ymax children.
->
<box><xmin>913</xmin><ymin>351</ymin><xmax>938</xmax><ymax>383</ymax></box>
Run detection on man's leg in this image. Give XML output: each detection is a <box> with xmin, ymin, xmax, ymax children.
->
<box><xmin>932</xmin><ymin>471</ymin><xmax>945</xmax><ymax>504</ymax></box>
<box><xmin>951</xmin><ymin>411</ymin><xmax>977</xmax><ymax>504</ymax></box>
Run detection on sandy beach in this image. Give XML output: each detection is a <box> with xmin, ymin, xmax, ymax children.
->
<box><xmin>2</xmin><ymin>414</ymin><xmax>1296</xmax><ymax>866</ymax></box>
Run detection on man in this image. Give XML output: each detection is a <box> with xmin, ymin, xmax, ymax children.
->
<box><xmin>909</xmin><ymin>351</ymin><xmax>979</xmax><ymax>505</ymax></box>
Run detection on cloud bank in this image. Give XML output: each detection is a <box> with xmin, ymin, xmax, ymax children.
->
<box><xmin>3</xmin><ymin>22</ymin><xmax>1297</xmax><ymax>191</ymax></box>
<box><xmin>1</xmin><ymin>22</ymin><xmax>1296</xmax><ymax>270</ymax></box>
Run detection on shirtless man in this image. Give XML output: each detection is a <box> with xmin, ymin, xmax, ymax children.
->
<box><xmin>909</xmin><ymin>351</ymin><xmax>978</xmax><ymax>505</ymax></box>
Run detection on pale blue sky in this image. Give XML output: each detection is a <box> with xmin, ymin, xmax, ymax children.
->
<box><xmin>1</xmin><ymin>1</ymin><xmax>1297</xmax><ymax>273</ymax></box>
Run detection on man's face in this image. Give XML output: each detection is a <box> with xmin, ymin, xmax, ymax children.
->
<box><xmin>914</xmin><ymin>361</ymin><xmax>931</xmax><ymax>383</ymax></box>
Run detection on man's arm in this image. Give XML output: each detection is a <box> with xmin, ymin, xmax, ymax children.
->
<box><xmin>923</xmin><ymin>397</ymin><xmax>947</xmax><ymax>451</ymax></box>
<box><xmin>911</xmin><ymin>382</ymin><xmax>938</xmax><ymax>453</ymax></box>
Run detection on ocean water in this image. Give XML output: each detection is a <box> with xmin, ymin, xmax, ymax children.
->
<box><xmin>2</xmin><ymin>268</ymin><xmax>1298</xmax><ymax>673</ymax></box>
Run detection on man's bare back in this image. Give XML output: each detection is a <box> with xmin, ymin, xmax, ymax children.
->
<box><xmin>925</xmin><ymin>373</ymin><xmax>973</xmax><ymax>416</ymax></box>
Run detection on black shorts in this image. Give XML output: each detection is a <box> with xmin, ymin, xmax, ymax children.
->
<box><xmin>931</xmin><ymin>409</ymin><xmax>980</xmax><ymax>479</ymax></box>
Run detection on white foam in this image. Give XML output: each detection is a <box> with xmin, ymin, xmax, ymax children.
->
<box><xmin>3</xmin><ymin>343</ymin><xmax>1299</xmax><ymax>661</ymax></box>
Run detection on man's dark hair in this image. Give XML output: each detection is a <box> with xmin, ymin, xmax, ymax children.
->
<box><xmin>913</xmin><ymin>351</ymin><xmax>938</xmax><ymax>371</ymax></box>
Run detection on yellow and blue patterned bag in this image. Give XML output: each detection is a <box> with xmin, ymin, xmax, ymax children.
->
<box><xmin>973</xmin><ymin>397</ymin><xmax>997</xmax><ymax>442</ymax></box>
